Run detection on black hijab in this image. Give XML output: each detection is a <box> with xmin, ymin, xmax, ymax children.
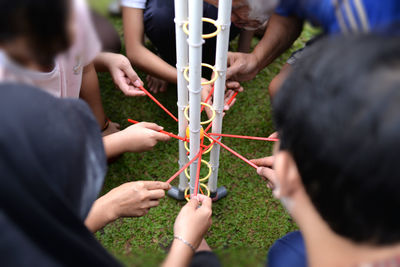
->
<box><xmin>0</xmin><ymin>84</ymin><xmax>121</xmax><ymax>266</ymax></box>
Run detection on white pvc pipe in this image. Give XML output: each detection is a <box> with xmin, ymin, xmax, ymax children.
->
<box><xmin>188</xmin><ymin>0</ymin><xmax>203</xmax><ymax>195</ymax></box>
<box><xmin>209</xmin><ymin>0</ymin><xmax>232</xmax><ymax>193</ymax></box>
<box><xmin>174</xmin><ymin>0</ymin><xmax>189</xmax><ymax>192</ymax></box>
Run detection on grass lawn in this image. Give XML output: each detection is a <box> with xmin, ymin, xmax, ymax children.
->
<box><xmin>90</xmin><ymin>1</ymin><xmax>318</xmax><ymax>266</ymax></box>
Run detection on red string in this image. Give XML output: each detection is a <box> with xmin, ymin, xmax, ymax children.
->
<box><xmin>208</xmin><ymin>132</ymin><xmax>279</xmax><ymax>142</ymax></box>
<box><xmin>127</xmin><ymin>119</ymin><xmax>187</xmax><ymax>141</ymax></box>
<box><xmin>200</xmin><ymin>85</ymin><xmax>214</xmax><ymax>112</ymax></box>
<box><xmin>166</xmin><ymin>141</ymin><xmax>215</xmax><ymax>184</ymax></box>
<box><xmin>226</xmin><ymin>91</ymin><xmax>239</xmax><ymax>105</ymax></box>
<box><xmin>204</xmin><ymin>122</ymin><xmax>213</xmax><ymax>133</ymax></box>
<box><xmin>166</xmin><ymin>152</ymin><xmax>201</xmax><ymax>184</ymax></box>
<box><xmin>139</xmin><ymin>86</ymin><xmax>178</xmax><ymax>122</ymax></box>
<box><xmin>193</xmin><ymin>147</ymin><xmax>203</xmax><ymax>197</ymax></box>
<box><xmin>205</xmin><ymin>133</ymin><xmax>258</xmax><ymax>169</ymax></box>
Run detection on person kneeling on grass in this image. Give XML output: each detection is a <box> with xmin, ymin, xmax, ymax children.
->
<box><xmin>0</xmin><ymin>0</ymin><xmax>171</xmax><ymax>160</ymax></box>
<box><xmin>252</xmin><ymin>34</ymin><xmax>400</xmax><ymax>267</ymax></box>
<box><xmin>0</xmin><ymin>83</ymin><xmax>213</xmax><ymax>266</ymax></box>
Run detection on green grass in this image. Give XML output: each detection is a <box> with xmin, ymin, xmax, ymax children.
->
<box><xmin>90</xmin><ymin>1</ymin><xmax>319</xmax><ymax>266</ymax></box>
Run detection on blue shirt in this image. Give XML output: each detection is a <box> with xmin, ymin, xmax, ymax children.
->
<box><xmin>275</xmin><ymin>0</ymin><xmax>400</xmax><ymax>34</ymax></box>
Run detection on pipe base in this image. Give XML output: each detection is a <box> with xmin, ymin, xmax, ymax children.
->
<box><xmin>210</xmin><ymin>186</ymin><xmax>228</xmax><ymax>202</ymax></box>
<box><xmin>167</xmin><ymin>186</ymin><xmax>186</xmax><ymax>201</ymax></box>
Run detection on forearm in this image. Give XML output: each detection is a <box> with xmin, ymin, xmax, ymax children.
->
<box><xmin>127</xmin><ymin>46</ymin><xmax>177</xmax><ymax>83</ymax></box>
<box><xmin>163</xmin><ymin>240</ymin><xmax>194</xmax><ymax>267</ymax></box>
<box><xmin>93</xmin><ymin>52</ymin><xmax>115</xmax><ymax>72</ymax></box>
<box><xmin>102</xmin><ymin>131</ymin><xmax>128</xmax><ymax>159</ymax></box>
<box><xmin>252</xmin><ymin>14</ymin><xmax>303</xmax><ymax>71</ymax></box>
<box><xmin>85</xmin><ymin>195</ymin><xmax>116</xmax><ymax>233</ymax></box>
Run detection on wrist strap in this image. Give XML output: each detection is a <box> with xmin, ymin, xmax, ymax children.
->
<box><xmin>174</xmin><ymin>236</ymin><xmax>196</xmax><ymax>253</ymax></box>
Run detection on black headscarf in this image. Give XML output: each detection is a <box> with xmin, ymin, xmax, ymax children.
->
<box><xmin>0</xmin><ymin>84</ymin><xmax>121</xmax><ymax>266</ymax></box>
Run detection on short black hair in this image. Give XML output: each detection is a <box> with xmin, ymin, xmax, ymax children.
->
<box><xmin>0</xmin><ymin>0</ymin><xmax>70</xmax><ymax>66</ymax></box>
<box><xmin>273</xmin><ymin>34</ymin><xmax>400</xmax><ymax>245</ymax></box>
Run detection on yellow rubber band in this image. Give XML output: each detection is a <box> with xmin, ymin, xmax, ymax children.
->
<box><xmin>182</xmin><ymin>17</ymin><xmax>221</xmax><ymax>39</ymax></box>
<box><xmin>184</xmin><ymin>159</ymin><xmax>212</xmax><ymax>181</ymax></box>
<box><xmin>184</xmin><ymin>183</ymin><xmax>211</xmax><ymax>201</ymax></box>
<box><xmin>184</xmin><ymin>138</ymin><xmax>214</xmax><ymax>154</ymax></box>
<box><xmin>183</xmin><ymin>63</ymin><xmax>218</xmax><ymax>85</ymax></box>
<box><xmin>184</xmin><ymin>102</ymin><xmax>215</xmax><ymax>125</ymax></box>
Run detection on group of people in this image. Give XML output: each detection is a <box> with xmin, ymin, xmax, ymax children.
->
<box><xmin>1</xmin><ymin>0</ymin><xmax>400</xmax><ymax>266</ymax></box>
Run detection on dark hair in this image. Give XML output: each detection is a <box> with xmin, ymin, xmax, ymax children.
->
<box><xmin>0</xmin><ymin>0</ymin><xmax>70</xmax><ymax>66</ymax></box>
<box><xmin>273</xmin><ymin>34</ymin><xmax>400</xmax><ymax>245</ymax></box>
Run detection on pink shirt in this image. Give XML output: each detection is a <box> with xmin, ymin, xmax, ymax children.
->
<box><xmin>0</xmin><ymin>0</ymin><xmax>101</xmax><ymax>98</ymax></box>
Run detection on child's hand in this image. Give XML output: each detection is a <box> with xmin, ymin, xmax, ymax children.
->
<box><xmin>102</xmin><ymin>53</ymin><xmax>146</xmax><ymax>96</ymax></box>
<box><xmin>173</xmin><ymin>195</ymin><xmax>213</xmax><ymax>249</ymax></box>
<box><xmin>120</xmin><ymin>122</ymin><xmax>171</xmax><ymax>153</ymax></box>
<box><xmin>146</xmin><ymin>75</ymin><xmax>168</xmax><ymax>94</ymax></box>
<box><xmin>251</xmin><ymin>156</ymin><xmax>277</xmax><ymax>190</ymax></box>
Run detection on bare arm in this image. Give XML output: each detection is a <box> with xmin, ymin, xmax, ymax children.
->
<box><xmin>227</xmin><ymin>14</ymin><xmax>303</xmax><ymax>82</ymax></box>
<box><xmin>103</xmin><ymin>122</ymin><xmax>171</xmax><ymax>159</ymax></box>
<box><xmin>85</xmin><ymin>181</ymin><xmax>171</xmax><ymax>233</ymax></box>
<box><xmin>253</xmin><ymin>14</ymin><xmax>303</xmax><ymax>71</ymax></box>
<box><xmin>122</xmin><ymin>7</ymin><xmax>177</xmax><ymax>84</ymax></box>
<box><xmin>163</xmin><ymin>196</ymin><xmax>213</xmax><ymax>267</ymax></box>
<box><xmin>80</xmin><ymin>63</ymin><xmax>107</xmax><ymax>127</ymax></box>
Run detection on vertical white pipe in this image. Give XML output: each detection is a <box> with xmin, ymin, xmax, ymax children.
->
<box><xmin>174</xmin><ymin>0</ymin><xmax>189</xmax><ymax>191</ymax></box>
<box><xmin>209</xmin><ymin>0</ymin><xmax>232</xmax><ymax>193</ymax></box>
<box><xmin>188</xmin><ymin>0</ymin><xmax>203</xmax><ymax>195</ymax></box>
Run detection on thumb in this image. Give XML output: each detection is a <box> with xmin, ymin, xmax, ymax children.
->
<box><xmin>121</xmin><ymin>62</ymin><xmax>142</xmax><ymax>87</ymax></box>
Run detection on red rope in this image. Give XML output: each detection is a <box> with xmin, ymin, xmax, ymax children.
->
<box><xmin>205</xmin><ymin>133</ymin><xmax>258</xmax><ymax>169</ymax></box>
<box><xmin>204</xmin><ymin>122</ymin><xmax>213</xmax><ymax>133</ymax></box>
<box><xmin>200</xmin><ymin>85</ymin><xmax>214</xmax><ymax>112</ymax></box>
<box><xmin>226</xmin><ymin>91</ymin><xmax>239</xmax><ymax>105</ymax></box>
<box><xmin>193</xmin><ymin>147</ymin><xmax>203</xmax><ymax>197</ymax></box>
<box><xmin>166</xmin><ymin>152</ymin><xmax>201</xmax><ymax>184</ymax></box>
<box><xmin>166</xmin><ymin>141</ymin><xmax>215</xmax><ymax>184</ymax></box>
<box><xmin>208</xmin><ymin>133</ymin><xmax>279</xmax><ymax>142</ymax></box>
<box><xmin>139</xmin><ymin>86</ymin><xmax>178</xmax><ymax>122</ymax></box>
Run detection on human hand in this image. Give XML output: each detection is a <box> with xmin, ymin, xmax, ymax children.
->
<box><xmin>105</xmin><ymin>181</ymin><xmax>171</xmax><ymax>219</ymax></box>
<box><xmin>120</xmin><ymin>122</ymin><xmax>171</xmax><ymax>153</ymax></box>
<box><xmin>173</xmin><ymin>195</ymin><xmax>213</xmax><ymax>249</ymax></box>
<box><xmin>250</xmin><ymin>156</ymin><xmax>277</xmax><ymax>189</ymax></box>
<box><xmin>85</xmin><ymin>181</ymin><xmax>171</xmax><ymax>232</ymax></box>
<box><xmin>226</xmin><ymin>52</ymin><xmax>260</xmax><ymax>82</ymax></box>
<box><xmin>146</xmin><ymin>75</ymin><xmax>168</xmax><ymax>94</ymax></box>
<box><xmin>105</xmin><ymin>53</ymin><xmax>146</xmax><ymax>96</ymax></box>
<box><xmin>268</xmin><ymin>131</ymin><xmax>279</xmax><ymax>139</ymax></box>
<box><xmin>201</xmin><ymin>78</ymin><xmax>243</xmax><ymax>119</ymax></box>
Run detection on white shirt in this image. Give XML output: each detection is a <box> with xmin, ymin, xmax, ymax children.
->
<box><xmin>121</xmin><ymin>0</ymin><xmax>147</xmax><ymax>9</ymax></box>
